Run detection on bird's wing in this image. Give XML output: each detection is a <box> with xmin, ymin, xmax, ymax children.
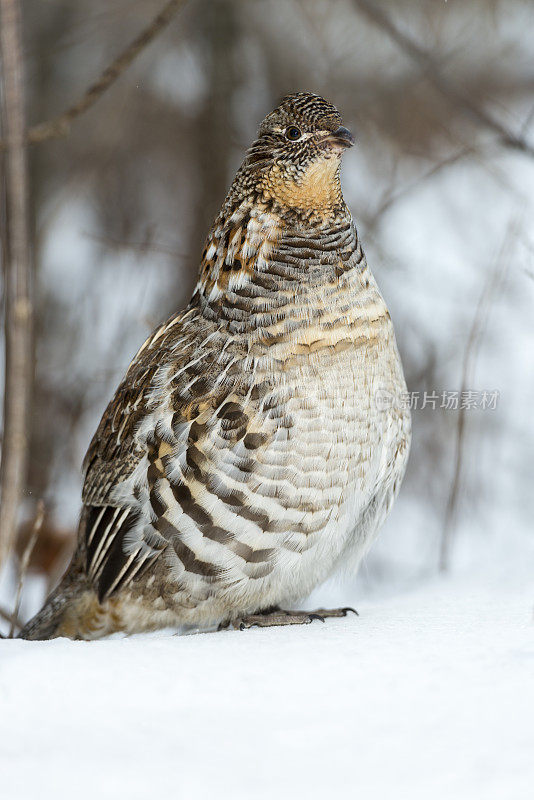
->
<box><xmin>82</xmin><ymin>308</ymin><xmax>192</xmax><ymax>507</ymax></box>
<box><xmin>80</xmin><ymin>304</ymin><xmax>289</xmax><ymax>602</ymax></box>
<box><xmin>80</xmin><ymin>306</ymin><xmax>213</xmax><ymax>599</ymax></box>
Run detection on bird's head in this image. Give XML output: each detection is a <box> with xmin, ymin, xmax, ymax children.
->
<box><xmin>240</xmin><ymin>92</ymin><xmax>354</xmax><ymax>220</ymax></box>
<box><xmin>198</xmin><ymin>94</ymin><xmax>354</xmax><ymax>298</ymax></box>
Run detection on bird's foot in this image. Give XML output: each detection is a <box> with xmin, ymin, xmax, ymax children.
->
<box><xmin>220</xmin><ymin>606</ymin><xmax>357</xmax><ymax>631</ymax></box>
<box><xmin>311</xmin><ymin>606</ymin><xmax>358</xmax><ymax>619</ymax></box>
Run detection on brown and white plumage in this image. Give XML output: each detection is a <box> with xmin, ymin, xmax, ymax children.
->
<box><xmin>21</xmin><ymin>92</ymin><xmax>410</xmax><ymax>640</ymax></box>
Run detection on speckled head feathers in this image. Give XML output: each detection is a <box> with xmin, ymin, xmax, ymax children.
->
<box><xmin>225</xmin><ymin>92</ymin><xmax>353</xmax><ymax>222</ymax></box>
<box><xmin>246</xmin><ymin>92</ymin><xmax>352</xmax><ymax>171</ymax></box>
<box><xmin>259</xmin><ymin>92</ymin><xmax>343</xmax><ymax>136</ymax></box>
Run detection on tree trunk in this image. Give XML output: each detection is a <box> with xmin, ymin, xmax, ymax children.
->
<box><xmin>0</xmin><ymin>0</ymin><xmax>33</xmax><ymax>568</ymax></box>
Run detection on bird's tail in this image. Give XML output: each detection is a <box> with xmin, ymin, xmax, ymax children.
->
<box><xmin>18</xmin><ymin>553</ymin><xmax>89</xmax><ymax>640</ymax></box>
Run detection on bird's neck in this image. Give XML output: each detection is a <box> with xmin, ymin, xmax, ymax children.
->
<box><xmin>255</xmin><ymin>159</ymin><xmax>345</xmax><ymax>220</ymax></box>
<box><xmin>194</xmin><ymin>194</ymin><xmax>368</xmax><ymax>338</ymax></box>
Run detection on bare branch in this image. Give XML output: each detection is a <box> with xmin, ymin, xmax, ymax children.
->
<box><xmin>82</xmin><ymin>230</ymin><xmax>189</xmax><ymax>259</ymax></box>
<box><xmin>352</xmin><ymin>0</ymin><xmax>534</xmax><ymax>158</ymax></box>
<box><xmin>0</xmin><ymin>0</ymin><xmax>187</xmax><ymax>149</ymax></box>
<box><xmin>0</xmin><ymin>0</ymin><xmax>32</xmax><ymax>569</ymax></box>
<box><xmin>364</xmin><ymin>145</ymin><xmax>473</xmax><ymax>234</ymax></box>
<box><xmin>9</xmin><ymin>500</ymin><xmax>44</xmax><ymax>636</ymax></box>
<box><xmin>440</xmin><ymin>222</ymin><xmax>516</xmax><ymax>570</ymax></box>
<box><xmin>0</xmin><ymin>604</ymin><xmax>23</xmax><ymax>630</ymax></box>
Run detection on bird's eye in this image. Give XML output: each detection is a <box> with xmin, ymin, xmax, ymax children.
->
<box><xmin>285</xmin><ymin>126</ymin><xmax>302</xmax><ymax>141</ymax></box>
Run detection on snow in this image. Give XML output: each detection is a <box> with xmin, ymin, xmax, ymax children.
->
<box><xmin>1</xmin><ymin>568</ymin><xmax>533</xmax><ymax>800</ymax></box>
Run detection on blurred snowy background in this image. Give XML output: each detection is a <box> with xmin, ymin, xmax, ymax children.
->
<box><xmin>2</xmin><ymin>0</ymin><xmax>533</xmax><ymax>619</ymax></box>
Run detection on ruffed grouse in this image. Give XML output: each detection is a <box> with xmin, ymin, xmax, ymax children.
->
<box><xmin>21</xmin><ymin>92</ymin><xmax>411</xmax><ymax>640</ymax></box>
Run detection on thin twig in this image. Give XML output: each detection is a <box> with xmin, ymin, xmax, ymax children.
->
<box><xmin>0</xmin><ymin>604</ymin><xmax>23</xmax><ymax>630</ymax></box>
<box><xmin>352</xmin><ymin>0</ymin><xmax>534</xmax><ymax>159</ymax></box>
<box><xmin>0</xmin><ymin>0</ymin><xmax>187</xmax><ymax>150</ymax></box>
<box><xmin>440</xmin><ymin>222</ymin><xmax>516</xmax><ymax>570</ymax></box>
<box><xmin>0</xmin><ymin>0</ymin><xmax>33</xmax><ymax>569</ymax></box>
<box><xmin>8</xmin><ymin>500</ymin><xmax>45</xmax><ymax>637</ymax></box>
<box><xmin>365</xmin><ymin>145</ymin><xmax>472</xmax><ymax>234</ymax></box>
<box><xmin>82</xmin><ymin>230</ymin><xmax>189</xmax><ymax>259</ymax></box>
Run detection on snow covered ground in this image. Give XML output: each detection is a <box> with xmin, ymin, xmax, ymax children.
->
<box><xmin>1</xmin><ymin>563</ymin><xmax>533</xmax><ymax>800</ymax></box>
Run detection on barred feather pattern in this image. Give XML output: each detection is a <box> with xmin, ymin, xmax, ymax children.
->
<box><xmin>21</xmin><ymin>93</ymin><xmax>411</xmax><ymax>639</ymax></box>
<box><xmin>55</xmin><ymin>202</ymin><xmax>410</xmax><ymax>639</ymax></box>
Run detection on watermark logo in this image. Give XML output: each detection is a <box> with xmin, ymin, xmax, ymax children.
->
<box><xmin>374</xmin><ymin>389</ymin><xmax>500</xmax><ymax>411</ymax></box>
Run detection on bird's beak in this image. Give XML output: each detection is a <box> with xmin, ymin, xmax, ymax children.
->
<box><xmin>328</xmin><ymin>125</ymin><xmax>355</xmax><ymax>149</ymax></box>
